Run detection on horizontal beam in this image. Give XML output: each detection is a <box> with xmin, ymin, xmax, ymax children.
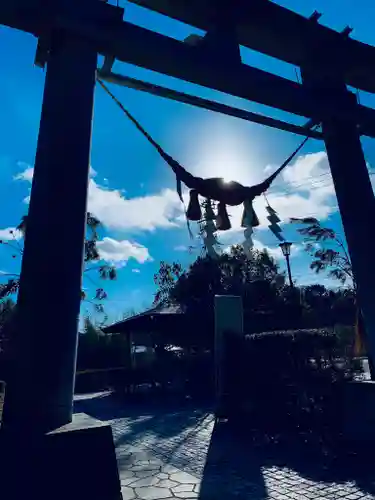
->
<box><xmin>1</xmin><ymin>2</ymin><xmax>314</xmax><ymax>119</ymax></box>
<box><xmin>97</xmin><ymin>70</ymin><xmax>323</xmax><ymax>139</ymax></box>
<box><xmin>129</xmin><ymin>0</ymin><xmax>375</xmax><ymax>95</ymax></box>
<box><xmin>70</xmin><ymin>18</ymin><xmax>375</xmax><ymax>139</ymax></box>
<box><xmin>3</xmin><ymin>1</ymin><xmax>375</xmax><ymax>139</ymax></box>
<box><xmin>0</xmin><ymin>0</ymin><xmax>40</xmax><ymax>34</ymax></box>
<box><xmin>75</xmin><ymin>22</ymin><xmax>314</xmax><ymax>119</ymax></box>
<box><xmin>0</xmin><ymin>0</ymin><xmax>124</xmax><ymax>37</ymax></box>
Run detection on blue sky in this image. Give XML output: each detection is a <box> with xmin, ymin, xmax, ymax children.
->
<box><xmin>1</xmin><ymin>0</ymin><xmax>375</xmax><ymax>323</ymax></box>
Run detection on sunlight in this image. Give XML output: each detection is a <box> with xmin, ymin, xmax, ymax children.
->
<box><xmin>181</xmin><ymin>115</ymin><xmax>262</xmax><ymax>186</ymax></box>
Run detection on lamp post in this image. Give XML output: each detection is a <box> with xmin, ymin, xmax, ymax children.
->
<box><xmin>279</xmin><ymin>241</ymin><xmax>294</xmax><ymax>287</ymax></box>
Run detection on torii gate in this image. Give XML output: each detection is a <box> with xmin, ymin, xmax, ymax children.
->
<box><xmin>2</xmin><ymin>0</ymin><xmax>375</xmax><ymax>432</ymax></box>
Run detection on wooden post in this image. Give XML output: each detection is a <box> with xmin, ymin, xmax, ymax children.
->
<box><xmin>3</xmin><ymin>31</ymin><xmax>97</xmax><ymax>432</ymax></box>
<box><xmin>302</xmin><ymin>67</ymin><xmax>375</xmax><ymax>376</ymax></box>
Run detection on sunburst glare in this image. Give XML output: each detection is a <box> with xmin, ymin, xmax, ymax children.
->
<box><xmin>181</xmin><ymin>115</ymin><xmax>262</xmax><ymax>186</ymax></box>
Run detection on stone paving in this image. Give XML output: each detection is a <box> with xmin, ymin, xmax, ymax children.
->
<box><xmin>75</xmin><ymin>393</ymin><xmax>375</xmax><ymax>500</ymax></box>
<box><xmin>116</xmin><ymin>448</ymin><xmax>200</xmax><ymax>500</ymax></box>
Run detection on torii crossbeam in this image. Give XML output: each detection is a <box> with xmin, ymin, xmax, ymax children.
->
<box><xmin>1</xmin><ymin>0</ymin><xmax>375</xmax><ymax>434</ymax></box>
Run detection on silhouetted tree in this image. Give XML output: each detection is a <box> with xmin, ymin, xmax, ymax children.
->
<box><xmin>291</xmin><ymin>217</ymin><xmax>353</xmax><ymax>287</ymax></box>
<box><xmin>154</xmin><ymin>244</ymin><xmax>358</xmax><ymax>347</ymax></box>
<box><xmin>154</xmin><ymin>261</ymin><xmax>183</xmax><ymax>306</ymax></box>
<box><xmin>0</xmin><ymin>212</ymin><xmax>117</xmax><ymax>315</ymax></box>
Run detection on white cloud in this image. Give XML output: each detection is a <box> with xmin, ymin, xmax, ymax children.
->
<box><xmin>259</xmin><ymin>152</ymin><xmax>336</xmax><ymax>224</ymax></box>
<box><xmin>97</xmin><ymin>237</ymin><xmax>152</xmax><ymax>264</ymax></box>
<box><xmin>14</xmin><ymin>164</ymin><xmax>96</xmax><ymax>181</ymax></box>
<box><xmin>14</xmin><ymin>163</ymin><xmax>185</xmax><ymax>233</ymax></box>
<box><xmin>295</xmin><ymin>271</ymin><xmax>338</xmax><ymax>288</ymax></box>
<box><xmin>0</xmin><ymin>227</ymin><xmax>22</xmax><ymax>241</ymax></box>
<box><xmin>88</xmin><ymin>180</ymin><xmax>184</xmax><ymax>232</ymax></box>
<box><xmin>282</xmin><ymin>151</ymin><xmax>329</xmax><ymax>188</ymax></box>
<box><xmin>253</xmin><ymin>239</ymin><xmax>301</xmax><ymax>259</ymax></box>
<box><xmin>174</xmin><ymin>245</ymin><xmax>188</xmax><ymax>252</ymax></box>
<box><xmin>215</xmin><ymin>151</ymin><xmax>336</xmax><ymax>234</ymax></box>
<box><xmin>221</xmin><ymin>234</ymin><xmax>301</xmax><ymax>261</ymax></box>
<box><xmin>132</xmin><ymin>269</ymin><xmax>141</xmax><ymax>274</ymax></box>
<box><xmin>14</xmin><ymin>164</ymin><xmax>34</xmax><ymax>182</ymax></box>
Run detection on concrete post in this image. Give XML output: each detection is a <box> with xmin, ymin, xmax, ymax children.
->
<box><xmin>214</xmin><ymin>295</ymin><xmax>243</xmax><ymax>418</ymax></box>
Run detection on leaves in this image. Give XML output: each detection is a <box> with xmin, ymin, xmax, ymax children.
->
<box><xmin>299</xmin><ymin>224</ymin><xmax>336</xmax><ymax>241</ymax></box>
<box><xmin>84</xmin><ymin>239</ymin><xmax>100</xmax><ymax>262</ymax></box>
<box><xmin>0</xmin><ymin>211</ymin><xmax>118</xmax><ymax>318</ymax></box>
<box><xmin>153</xmin><ymin>246</ymin><xmax>282</xmax><ymax>311</ymax></box>
<box><xmin>86</xmin><ymin>212</ymin><xmax>101</xmax><ymax>241</ymax></box>
<box><xmin>0</xmin><ymin>279</ymin><xmax>20</xmax><ymax>300</ymax></box>
<box><xmin>17</xmin><ymin>215</ymin><xmax>28</xmax><ymax>236</ymax></box>
<box><xmin>99</xmin><ymin>265</ymin><xmax>117</xmax><ymax>280</ymax></box>
<box><xmin>153</xmin><ymin>261</ymin><xmax>183</xmax><ymax>306</ymax></box>
<box><xmin>94</xmin><ymin>288</ymin><xmax>108</xmax><ymax>301</ymax></box>
<box><xmin>294</xmin><ymin>219</ymin><xmax>353</xmax><ymax>286</ymax></box>
<box><xmin>94</xmin><ymin>303</ymin><xmax>105</xmax><ymax>314</ymax></box>
<box><xmin>328</xmin><ymin>269</ymin><xmax>348</xmax><ymax>284</ymax></box>
<box><xmin>290</xmin><ymin>217</ymin><xmax>319</xmax><ymax>225</ymax></box>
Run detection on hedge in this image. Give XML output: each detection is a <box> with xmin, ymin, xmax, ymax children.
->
<box><xmin>221</xmin><ymin>328</ymin><xmax>361</xmax><ymax>440</ymax></box>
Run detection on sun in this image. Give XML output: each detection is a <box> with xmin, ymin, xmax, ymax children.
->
<box><xmin>221</xmin><ymin>173</ymin><xmax>234</xmax><ymax>183</ymax></box>
<box><xmin>183</xmin><ymin>116</ymin><xmax>260</xmax><ymax>186</ymax></box>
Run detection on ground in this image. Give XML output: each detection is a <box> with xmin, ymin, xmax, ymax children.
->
<box><xmin>74</xmin><ymin>392</ymin><xmax>375</xmax><ymax>500</ymax></box>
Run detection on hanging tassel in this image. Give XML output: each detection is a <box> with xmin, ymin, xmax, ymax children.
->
<box><xmin>186</xmin><ymin>217</ymin><xmax>194</xmax><ymax>240</ymax></box>
<box><xmin>241</xmin><ymin>200</ymin><xmax>252</xmax><ymax>227</ymax></box>
<box><xmin>205</xmin><ymin>199</ymin><xmax>215</xmax><ymax>220</ymax></box>
<box><xmin>186</xmin><ymin>189</ymin><xmax>202</xmax><ymax>221</ymax></box>
<box><xmin>266</xmin><ymin>203</ymin><xmax>284</xmax><ymax>241</ymax></box>
<box><xmin>243</xmin><ymin>227</ymin><xmax>254</xmax><ymax>257</ymax></box>
<box><xmin>241</xmin><ymin>199</ymin><xmax>260</xmax><ymax>228</ymax></box>
<box><xmin>216</xmin><ymin>202</ymin><xmax>231</xmax><ymax>231</ymax></box>
<box><xmin>242</xmin><ymin>200</ymin><xmax>256</xmax><ymax>257</ymax></box>
<box><xmin>204</xmin><ymin>232</ymin><xmax>219</xmax><ymax>258</ymax></box>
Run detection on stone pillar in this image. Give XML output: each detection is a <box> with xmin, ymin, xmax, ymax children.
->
<box><xmin>214</xmin><ymin>295</ymin><xmax>243</xmax><ymax>418</ymax></box>
<box><xmin>3</xmin><ymin>31</ymin><xmax>97</xmax><ymax>432</ymax></box>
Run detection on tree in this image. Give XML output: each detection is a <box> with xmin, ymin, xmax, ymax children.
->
<box><xmin>291</xmin><ymin>217</ymin><xmax>353</xmax><ymax>287</ymax></box>
<box><xmin>0</xmin><ymin>299</ymin><xmax>15</xmax><ymax>348</ymax></box>
<box><xmin>153</xmin><ymin>245</ymin><xmax>288</xmax><ymax>347</ymax></box>
<box><xmin>154</xmin><ymin>245</ymin><xmax>283</xmax><ymax>309</ymax></box>
<box><xmin>153</xmin><ymin>261</ymin><xmax>183</xmax><ymax>306</ymax></box>
<box><xmin>291</xmin><ymin>219</ymin><xmax>364</xmax><ymax>364</ymax></box>
<box><xmin>76</xmin><ymin>315</ymin><xmax>131</xmax><ymax>374</ymax></box>
<box><xmin>299</xmin><ymin>285</ymin><xmax>356</xmax><ymax>329</ymax></box>
<box><xmin>0</xmin><ymin>212</ymin><xmax>117</xmax><ymax>315</ymax></box>
<box><xmin>153</xmin><ymin>243</ymin><xmax>361</xmax><ymax>349</ymax></box>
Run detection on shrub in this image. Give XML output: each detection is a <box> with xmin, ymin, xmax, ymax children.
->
<box><xmin>221</xmin><ymin>328</ymin><xmax>360</xmax><ymax>441</ymax></box>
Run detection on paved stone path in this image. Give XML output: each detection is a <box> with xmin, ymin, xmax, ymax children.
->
<box><xmin>116</xmin><ymin>448</ymin><xmax>200</xmax><ymax>500</ymax></box>
<box><xmin>75</xmin><ymin>393</ymin><xmax>375</xmax><ymax>499</ymax></box>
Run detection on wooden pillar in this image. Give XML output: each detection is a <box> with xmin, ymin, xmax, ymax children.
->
<box><xmin>302</xmin><ymin>67</ymin><xmax>375</xmax><ymax>373</ymax></box>
<box><xmin>3</xmin><ymin>31</ymin><xmax>97</xmax><ymax>432</ymax></box>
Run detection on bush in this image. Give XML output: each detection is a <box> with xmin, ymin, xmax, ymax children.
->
<box><xmin>222</xmin><ymin>328</ymin><xmax>359</xmax><ymax>441</ymax></box>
